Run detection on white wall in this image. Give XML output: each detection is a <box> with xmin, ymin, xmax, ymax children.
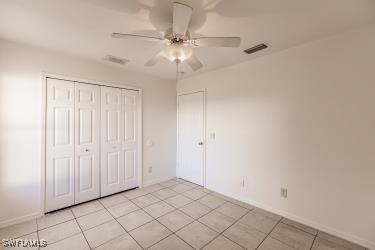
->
<box><xmin>0</xmin><ymin>39</ymin><xmax>176</xmax><ymax>226</ymax></box>
<box><xmin>178</xmin><ymin>25</ymin><xmax>375</xmax><ymax>249</ymax></box>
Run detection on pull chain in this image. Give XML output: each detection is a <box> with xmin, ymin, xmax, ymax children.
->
<box><xmin>175</xmin><ymin>59</ymin><xmax>180</xmax><ymax>82</ymax></box>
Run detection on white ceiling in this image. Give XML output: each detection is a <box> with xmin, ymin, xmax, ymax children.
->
<box><xmin>1</xmin><ymin>0</ymin><xmax>375</xmax><ymax>80</ymax></box>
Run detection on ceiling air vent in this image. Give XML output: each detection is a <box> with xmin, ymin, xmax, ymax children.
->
<box><xmin>244</xmin><ymin>43</ymin><xmax>268</xmax><ymax>54</ymax></box>
<box><xmin>104</xmin><ymin>55</ymin><xmax>128</xmax><ymax>65</ymax></box>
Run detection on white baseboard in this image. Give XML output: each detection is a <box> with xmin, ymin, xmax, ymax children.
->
<box><xmin>142</xmin><ymin>176</ymin><xmax>175</xmax><ymax>187</ymax></box>
<box><xmin>209</xmin><ymin>187</ymin><xmax>375</xmax><ymax>250</ymax></box>
<box><xmin>0</xmin><ymin>212</ymin><xmax>42</xmax><ymax>229</ymax></box>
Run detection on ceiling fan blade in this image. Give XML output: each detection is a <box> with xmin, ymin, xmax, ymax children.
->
<box><xmin>144</xmin><ymin>51</ymin><xmax>165</xmax><ymax>67</ymax></box>
<box><xmin>112</xmin><ymin>33</ymin><xmax>164</xmax><ymax>42</ymax></box>
<box><xmin>191</xmin><ymin>37</ymin><xmax>241</xmax><ymax>47</ymax></box>
<box><xmin>186</xmin><ymin>55</ymin><xmax>203</xmax><ymax>71</ymax></box>
<box><xmin>173</xmin><ymin>2</ymin><xmax>193</xmax><ymax>36</ymax></box>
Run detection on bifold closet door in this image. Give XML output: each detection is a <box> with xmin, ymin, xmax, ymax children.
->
<box><xmin>101</xmin><ymin>87</ymin><xmax>139</xmax><ymax>196</ymax></box>
<box><xmin>46</xmin><ymin>79</ymin><xmax>101</xmax><ymax>212</ymax></box>
<box><xmin>122</xmin><ymin>89</ymin><xmax>139</xmax><ymax>189</ymax></box>
<box><xmin>46</xmin><ymin>78</ymin><xmax>75</xmax><ymax>212</ymax></box>
<box><xmin>74</xmin><ymin>83</ymin><xmax>100</xmax><ymax>204</ymax></box>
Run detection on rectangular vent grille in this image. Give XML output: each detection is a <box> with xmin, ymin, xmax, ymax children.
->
<box><xmin>105</xmin><ymin>55</ymin><xmax>128</xmax><ymax>65</ymax></box>
<box><xmin>244</xmin><ymin>43</ymin><xmax>268</xmax><ymax>54</ymax></box>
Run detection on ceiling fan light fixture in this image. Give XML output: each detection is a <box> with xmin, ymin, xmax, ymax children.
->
<box><xmin>163</xmin><ymin>43</ymin><xmax>193</xmax><ymax>62</ymax></box>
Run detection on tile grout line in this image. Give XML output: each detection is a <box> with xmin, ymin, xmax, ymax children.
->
<box><xmin>74</xmin><ymin>217</ymin><xmax>93</xmax><ymax>249</ymax></box>
<box><xmin>199</xmin><ymin>208</ymin><xmax>253</xmax><ymax>249</ymax></box>
<box><xmin>310</xmin><ymin>233</ymin><xmax>318</xmax><ymax>250</ymax></box>
<box><xmin>254</xmin><ymin>216</ymin><xmax>283</xmax><ymax>250</ymax></box>
<box><xmin>146</xmin><ymin>195</ymin><xmax>249</xmax><ymax>249</ymax></box>
<box><xmin>96</xmin><ymin>199</ymin><xmax>144</xmax><ymax>250</ymax></box>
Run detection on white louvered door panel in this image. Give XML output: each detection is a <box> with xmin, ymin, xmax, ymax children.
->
<box><xmin>74</xmin><ymin>83</ymin><xmax>100</xmax><ymax>204</ymax></box>
<box><xmin>122</xmin><ymin>89</ymin><xmax>139</xmax><ymax>190</ymax></box>
<box><xmin>46</xmin><ymin>78</ymin><xmax>75</xmax><ymax>212</ymax></box>
<box><xmin>100</xmin><ymin>86</ymin><xmax>124</xmax><ymax>196</ymax></box>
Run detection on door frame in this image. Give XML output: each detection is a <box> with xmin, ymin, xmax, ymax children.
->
<box><xmin>41</xmin><ymin>72</ymin><xmax>143</xmax><ymax>215</ymax></box>
<box><xmin>176</xmin><ymin>89</ymin><xmax>207</xmax><ymax>187</ymax></box>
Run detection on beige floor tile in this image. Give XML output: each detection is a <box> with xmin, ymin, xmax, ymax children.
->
<box><xmin>182</xmin><ymin>189</ymin><xmax>207</xmax><ymax>200</ymax></box>
<box><xmin>131</xmin><ymin>194</ymin><xmax>160</xmax><ymax>208</ymax></box>
<box><xmin>229</xmin><ymin>199</ymin><xmax>255</xmax><ymax>210</ymax></box>
<box><xmin>159</xmin><ymin>180</ymin><xmax>179</xmax><ymax>188</ymax></box>
<box><xmin>71</xmin><ymin>200</ymin><xmax>104</xmax><ymax>218</ymax></box>
<box><xmin>122</xmin><ymin>189</ymin><xmax>149</xmax><ymax>199</ymax></box>
<box><xmin>215</xmin><ymin>202</ymin><xmax>249</xmax><ymax>220</ymax></box>
<box><xmin>239</xmin><ymin>211</ymin><xmax>279</xmax><ymax>234</ymax></box>
<box><xmin>223</xmin><ymin>222</ymin><xmax>266</xmax><ymax>249</ymax></box>
<box><xmin>252</xmin><ymin>208</ymin><xmax>282</xmax><ymax>221</ymax></box>
<box><xmin>129</xmin><ymin>220</ymin><xmax>171</xmax><ymax>249</ymax></box>
<box><xmin>149</xmin><ymin>234</ymin><xmax>193</xmax><ymax>250</ymax></box>
<box><xmin>0</xmin><ymin>219</ymin><xmax>37</xmax><ymax>239</ymax></box>
<box><xmin>99</xmin><ymin>194</ymin><xmax>128</xmax><ymax>208</ymax></box>
<box><xmin>158</xmin><ymin>210</ymin><xmax>194</xmax><ymax>232</ymax></box>
<box><xmin>194</xmin><ymin>186</ymin><xmax>212</xmax><ymax>194</ymax></box>
<box><xmin>44</xmin><ymin>233</ymin><xmax>89</xmax><ymax>250</ymax></box>
<box><xmin>152</xmin><ymin>188</ymin><xmax>178</xmax><ymax>200</ymax></box>
<box><xmin>211</xmin><ymin>192</ymin><xmax>232</xmax><ymax>201</ymax></box>
<box><xmin>281</xmin><ymin>218</ymin><xmax>318</xmax><ymax>235</ymax></box>
<box><xmin>203</xmin><ymin>235</ymin><xmax>244</xmax><ymax>250</ymax></box>
<box><xmin>270</xmin><ymin>223</ymin><xmax>314</xmax><ymax>250</ymax></box>
<box><xmin>258</xmin><ymin>237</ymin><xmax>294</xmax><ymax>250</ymax></box>
<box><xmin>199</xmin><ymin>211</ymin><xmax>236</xmax><ymax>233</ymax></box>
<box><xmin>94</xmin><ymin>233</ymin><xmax>141</xmax><ymax>250</ymax></box>
<box><xmin>183</xmin><ymin>182</ymin><xmax>200</xmax><ymax>188</ymax></box>
<box><xmin>179</xmin><ymin>201</ymin><xmax>212</xmax><ymax>219</ymax></box>
<box><xmin>316</xmin><ymin>232</ymin><xmax>365</xmax><ymax>250</ymax></box>
<box><xmin>38</xmin><ymin>220</ymin><xmax>81</xmax><ymax>244</ymax></box>
<box><xmin>117</xmin><ymin>210</ymin><xmax>153</xmax><ymax>231</ymax></box>
<box><xmin>312</xmin><ymin>236</ymin><xmax>351</xmax><ymax>250</ymax></box>
<box><xmin>37</xmin><ymin>209</ymin><xmax>74</xmax><ymax>230</ymax></box>
<box><xmin>176</xmin><ymin>221</ymin><xmax>218</xmax><ymax>249</ymax></box>
<box><xmin>83</xmin><ymin>220</ymin><xmax>125</xmax><ymax>248</ymax></box>
<box><xmin>76</xmin><ymin>209</ymin><xmax>112</xmax><ymax>231</ymax></box>
<box><xmin>170</xmin><ymin>184</ymin><xmax>193</xmax><ymax>193</ymax></box>
<box><xmin>198</xmin><ymin>195</ymin><xmax>226</xmax><ymax>209</ymax></box>
<box><xmin>143</xmin><ymin>184</ymin><xmax>164</xmax><ymax>193</ymax></box>
<box><xmin>174</xmin><ymin>178</ymin><xmax>186</xmax><ymax>183</ymax></box>
<box><xmin>107</xmin><ymin>201</ymin><xmax>139</xmax><ymax>218</ymax></box>
<box><xmin>165</xmin><ymin>195</ymin><xmax>193</xmax><ymax>208</ymax></box>
<box><xmin>143</xmin><ymin>201</ymin><xmax>175</xmax><ymax>218</ymax></box>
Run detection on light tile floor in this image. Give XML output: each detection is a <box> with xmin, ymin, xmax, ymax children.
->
<box><xmin>0</xmin><ymin>178</ymin><xmax>369</xmax><ymax>250</ymax></box>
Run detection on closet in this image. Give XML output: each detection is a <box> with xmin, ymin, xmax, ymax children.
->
<box><xmin>45</xmin><ymin>77</ymin><xmax>140</xmax><ymax>212</ymax></box>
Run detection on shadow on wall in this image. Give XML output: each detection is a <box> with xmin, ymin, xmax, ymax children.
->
<box><xmin>82</xmin><ymin>0</ymin><xmax>303</xmax><ymax>36</ymax></box>
<box><xmin>0</xmin><ymin>76</ymin><xmax>41</xmax><ymax>223</ymax></box>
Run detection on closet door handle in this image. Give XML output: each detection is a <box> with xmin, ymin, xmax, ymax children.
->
<box><xmin>85</xmin><ymin>149</ymin><xmax>89</xmax><ymax>152</ymax></box>
<box><xmin>198</xmin><ymin>142</ymin><xmax>204</xmax><ymax>146</ymax></box>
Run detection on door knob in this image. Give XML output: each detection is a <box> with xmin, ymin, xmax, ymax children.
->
<box><xmin>85</xmin><ymin>149</ymin><xmax>89</xmax><ymax>152</ymax></box>
<box><xmin>198</xmin><ymin>142</ymin><xmax>204</xmax><ymax>145</ymax></box>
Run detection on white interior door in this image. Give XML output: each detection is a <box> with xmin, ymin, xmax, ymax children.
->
<box><xmin>101</xmin><ymin>86</ymin><xmax>124</xmax><ymax>196</ymax></box>
<box><xmin>177</xmin><ymin>91</ymin><xmax>205</xmax><ymax>185</ymax></box>
<box><xmin>46</xmin><ymin>78</ymin><xmax>75</xmax><ymax>212</ymax></box>
<box><xmin>74</xmin><ymin>83</ymin><xmax>100</xmax><ymax>203</ymax></box>
<box><xmin>122</xmin><ymin>89</ymin><xmax>139</xmax><ymax>189</ymax></box>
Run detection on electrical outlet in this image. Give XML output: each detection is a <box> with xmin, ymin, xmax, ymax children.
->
<box><xmin>210</xmin><ymin>133</ymin><xmax>216</xmax><ymax>140</ymax></box>
<box><xmin>240</xmin><ymin>179</ymin><xmax>245</xmax><ymax>188</ymax></box>
<box><xmin>148</xmin><ymin>166</ymin><xmax>152</xmax><ymax>173</ymax></box>
<box><xmin>280</xmin><ymin>188</ymin><xmax>287</xmax><ymax>198</ymax></box>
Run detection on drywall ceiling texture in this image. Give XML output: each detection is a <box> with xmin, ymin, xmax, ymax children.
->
<box><xmin>0</xmin><ymin>39</ymin><xmax>176</xmax><ymax>226</ymax></box>
<box><xmin>0</xmin><ymin>0</ymin><xmax>374</xmax><ymax>79</ymax></box>
<box><xmin>177</xmin><ymin>24</ymin><xmax>375</xmax><ymax>249</ymax></box>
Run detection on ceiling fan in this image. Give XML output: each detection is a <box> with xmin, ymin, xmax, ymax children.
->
<box><xmin>112</xmin><ymin>2</ymin><xmax>241</xmax><ymax>71</ymax></box>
